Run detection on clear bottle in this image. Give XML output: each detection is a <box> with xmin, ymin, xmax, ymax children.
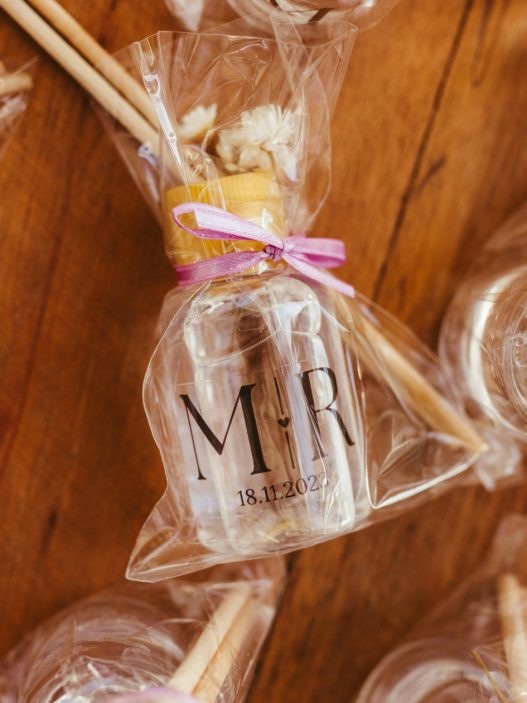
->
<box><xmin>355</xmin><ymin>639</ymin><xmax>503</xmax><ymax>703</ymax></box>
<box><xmin>182</xmin><ymin>271</ymin><xmax>358</xmax><ymax>553</ymax></box>
<box><xmin>148</xmin><ymin>172</ymin><xmax>359</xmax><ymax>556</ymax></box>
<box><xmin>5</xmin><ymin>591</ymin><xmax>183</xmax><ymax>703</ymax></box>
<box><xmin>440</xmin><ymin>234</ymin><xmax>527</xmax><ymax>441</ymax></box>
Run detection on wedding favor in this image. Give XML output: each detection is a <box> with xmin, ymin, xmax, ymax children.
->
<box><xmin>165</xmin><ymin>0</ymin><xmax>399</xmax><ymax>31</ymax></box>
<box><xmin>440</xmin><ymin>206</ymin><xmax>527</xmax><ymax>450</ymax></box>
<box><xmin>0</xmin><ymin>57</ymin><xmax>33</xmax><ymax>157</ymax></box>
<box><xmin>0</xmin><ymin>560</ymin><xmax>284</xmax><ymax>703</ymax></box>
<box><xmin>356</xmin><ymin>514</ymin><xmax>527</xmax><ymax>703</ymax></box>
<box><xmin>89</xmin><ymin>22</ymin><xmax>492</xmax><ymax>581</ymax></box>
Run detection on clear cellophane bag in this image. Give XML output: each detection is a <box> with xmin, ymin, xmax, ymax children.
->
<box><xmin>0</xmin><ymin>58</ymin><xmax>34</xmax><ymax>159</ymax></box>
<box><xmin>356</xmin><ymin>514</ymin><xmax>527</xmax><ymax>703</ymax></box>
<box><xmin>96</xmin><ymin>20</ymin><xmax>488</xmax><ymax>581</ymax></box>
<box><xmin>0</xmin><ymin>559</ymin><xmax>285</xmax><ymax>703</ymax></box>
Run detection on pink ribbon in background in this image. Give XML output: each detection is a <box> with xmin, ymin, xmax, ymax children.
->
<box><xmin>172</xmin><ymin>203</ymin><xmax>355</xmax><ymax>298</ymax></box>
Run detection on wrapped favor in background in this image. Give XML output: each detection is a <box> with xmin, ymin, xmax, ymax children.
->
<box><xmin>440</xmin><ymin>205</ymin><xmax>527</xmax><ymax>460</ymax></box>
<box><xmin>0</xmin><ymin>559</ymin><xmax>284</xmax><ymax>703</ymax></box>
<box><xmin>94</xmin><ymin>21</ymin><xmax>492</xmax><ymax>580</ymax></box>
<box><xmin>165</xmin><ymin>0</ymin><xmax>400</xmax><ymax>32</ymax></box>
<box><xmin>0</xmin><ymin>57</ymin><xmax>34</xmax><ymax>158</ymax></box>
<box><xmin>356</xmin><ymin>514</ymin><xmax>527</xmax><ymax>703</ymax></box>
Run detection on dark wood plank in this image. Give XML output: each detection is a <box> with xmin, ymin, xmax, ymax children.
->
<box><xmin>252</xmin><ymin>0</ymin><xmax>527</xmax><ymax>700</ymax></box>
<box><xmin>0</xmin><ymin>1</ymin><xmax>526</xmax><ymax>703</ymax></box>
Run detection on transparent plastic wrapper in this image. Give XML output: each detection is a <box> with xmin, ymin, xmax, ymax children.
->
<box><xmin>0</xmin><ymin>560</ymin><xmax>284</xmax><ymax>703</ymax></box>
<box><xmin>165</xmin><ymin>0</ymin><xmax>400</xmax><ymax>32</ymax></box>
<box><xmin>0</xmin><ymin>58</ymin><xmax>34</xmax><ymax>158</ymax></box>
<box><xmin>440</xmin><ymin>205</ymin><xmax>527</xmax><ymax>471</ymax></box>
<box><xmin>356</xmin><ymin>514</ymin><xmax>527</xmax><ymax>703</ymax></box>
<box><xmin>96</xmin><ymin>23</ymin><xmax>487</xmax><ymax>581</ymax></box>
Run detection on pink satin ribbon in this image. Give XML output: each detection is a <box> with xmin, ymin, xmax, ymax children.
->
<box><xmin>172</xmin><ymin>202</ymin><xmax>355</xmax><ymax>298</ymax></box>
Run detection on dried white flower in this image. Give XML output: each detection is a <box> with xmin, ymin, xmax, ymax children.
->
<box><xmin>166</xmin><ymin>0</ymin><xmax>204</xmax><ymax>31</ymax></box>
<box><xmin>179</xmin><ymin>104</ymin><xmax>217</xmax><ymax>143</ymax></box>
<box><xmin>216</xmin><ymin>105</ymin><xmax>302</xmax><ymax>182</ymax></box>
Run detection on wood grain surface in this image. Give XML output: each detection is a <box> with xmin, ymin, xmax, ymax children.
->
<box><xmin>1</xmin><ymin>0</ymin><xmax>527</xmax><ymax>701</ymax></box>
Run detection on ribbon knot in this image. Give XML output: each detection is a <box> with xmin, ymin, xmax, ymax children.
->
<box><xmin>263</xmin><ymin>241</ymin><xmax>285</xmax><ymax>262</ymax></box>
<box><xmin>172</xmin><ymin>202</ymin><xmax>355</xmax><ymax>298</ymax></box>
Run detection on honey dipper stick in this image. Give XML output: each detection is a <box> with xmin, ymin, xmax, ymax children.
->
<box><xmin>168</xmin><ymin>582</ymin><xmax>252</xmax><ymax>696</ymax></box>
<box><xmin>498</xmin><ymin>574</ymin><xmax>527</xmax><ymax>702</ymax></box>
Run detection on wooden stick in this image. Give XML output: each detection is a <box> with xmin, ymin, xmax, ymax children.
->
<box><xmin>25</xmin><ymin>0</ymin><xmax>158</xmax><ymax>128</ymax></box>
<box><xmin>472</xmin><ymin>647</ymin><xmax>509</xmax><ymax>703</ymax></box>
<box><xmin>0</xmin><ymin>0</ymin><xmax>158</xmax><ymax>152</ymax></box>
<box><xmin>192</xmin><ymin>599</ymin><xmax>264</xmax><ymax>703</ymax></box>
<box><xmin>168</xmin><ymin>582</ymin><xmax>251</xmax><ymax>695</ymax></box>
<box><xmin>333</xmin><ymin>292</ymin><xmax>486</xmax><ymax>455</ymax></box>
<box><xmin>359</xmin><ymin>313</ymin><xmax>486</xmax><ymax>453</ymax></box>
<box><xmin>498</xmin><ymin>573</ymin><xmax>527</xmax><ymax>702</ymax></box>
<box><xmin>0</xmin><ymin>70</ymin><xmax>33</xmax><ymax>96</ymax></box>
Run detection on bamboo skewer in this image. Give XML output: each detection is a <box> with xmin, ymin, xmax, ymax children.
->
<box><xmin>0</xmin><ymin>70</ymin><xmax>33</xmax><ymax>96</ymax></box>
<box><xmin>0</xmin><ymin>0</ymin><xmax>158</xmax><ymax>151</ymax></box>
<box><xmin>168</xmin><ymin>582</ymin><xmax>252</xmax><ymax>700</ymax></box>
<box><xmin>332</xmin><ymin>292</ymin><xmax>486</xmax><ymax>455</ymax></box>
<box><xmin>359</xmin><ymin>313</ymin><xmax>486</xmax><ymax>453</ymax></box>
<box><xmin>498</xmin><ymin>574</ymin><xmax>527</xmax><ymax>702</ymax></box>
<box><xmin>192</xmin><ymin>599</ymin><xmax>263</xmax><ymax>703</ymax></box>
<box><xmin>25</xmin><ymin>0</ymin><xmax>157</xmax><ymax>127</ymax></box>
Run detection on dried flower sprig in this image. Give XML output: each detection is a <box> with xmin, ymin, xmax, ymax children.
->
<box><xmin>166</xmin><ymin>0</ymin><xmax>205</xmax><ymax>32</ymax></box>
<box><xmin>175</xmin><ymin>103</ymin><xmax>302</xmax><ymax>185</ymax></box>
<box><xmin>216</xmin><ymin>104</ymin><xmax>302</xmax><ymax>182</ymax></box>
<box><xmin>179</xmin><ymin>104</ymin><xmax>217</xmax><ymax>143</ymax></box>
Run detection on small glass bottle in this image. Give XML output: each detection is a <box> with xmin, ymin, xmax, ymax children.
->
<box><xmin>145</xmin><ymin>171</ymin><xmax>359</xmax><ymax>556</ymax></box>
<box><xmin>355</xmin><ymin>639</ymin><xmax>503</xmax><ymax>703</ymax></box>
<box><xmin>2</xmin><ymin>568</ymin><xmax>282</xmax><ymax>703</ymax></box>
<box><xmin>440</xmin><ymin>226</ymin><xmax>527</xmax><ymax>441</ymax></box>
<box><xmin>5</xmin><ymin>591</ymin><xmax>183</xmax><ymax>703</ymax></box>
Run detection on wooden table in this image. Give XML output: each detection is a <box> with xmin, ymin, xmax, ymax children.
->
<box><xmin>1</xmin><ymin>0</ymin><xmax>526</xmax><ymax>700</ymax></box>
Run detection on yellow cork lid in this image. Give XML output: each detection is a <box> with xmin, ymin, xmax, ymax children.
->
<box><xmin>162</xmin><ymin>171</ymin><xmax>287</xmax><ymax>267</ymax></box>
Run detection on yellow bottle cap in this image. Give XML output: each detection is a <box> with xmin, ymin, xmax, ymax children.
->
<box><xmin>163</xmin><ymin>171</ymin><xmax>287</xmax><ymax>268</ymax></box>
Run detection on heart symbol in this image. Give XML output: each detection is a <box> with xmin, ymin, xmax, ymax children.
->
<box><xmin>278</xmin><ymin>417</ymin><xmax>290</xmax><ymax>428</ymax></box>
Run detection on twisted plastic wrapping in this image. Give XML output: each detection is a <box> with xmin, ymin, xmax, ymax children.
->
<box><xmin>356</xmin><ymin>514</ymin><xmax>527</xmax><ymax>703</ymax></box>
<box><xmin>0</xmin><ymin>560</ymin><xmax>285</xmax><ymax>703</ymax></box>
<box><xmin>440</xmin><ymin>205</ymin><xmax>527</xmax><ymax>481</ymax></box>
<box><xmin>0</xmin><ymin>58</ymin><xmax>34</xmax><ymax>159</ymax></box>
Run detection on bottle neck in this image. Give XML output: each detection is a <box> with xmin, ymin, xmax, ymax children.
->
<box><xmin>162</xmin><ymin>172</ymin><xmax>288</xmax><ymax>279</ymax></box>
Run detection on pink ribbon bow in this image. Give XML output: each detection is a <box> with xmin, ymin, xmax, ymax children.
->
<box><xmin>172</xmin><ymin>202</ymin><xmax>355</xmax><ymax>298</ymax></box>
